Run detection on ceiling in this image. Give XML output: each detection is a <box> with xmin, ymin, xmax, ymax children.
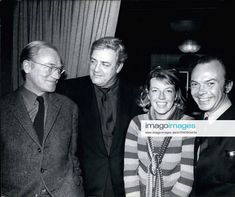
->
<box><xmin>116</xmin><ymin>0</ymin><xmax>233</xmax><ymax>54</ymax></box>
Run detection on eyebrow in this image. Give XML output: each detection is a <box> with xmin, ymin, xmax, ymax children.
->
<box><xmin>90</xmin><ymin>57</ymin><xmax>111</xmax><ymax>65</ymax></box>
<box><xmin>190</xmin><ymin>78</ymin><xmax>217</xmax><ymax>83</ymax></box>
<box><xmin>150</xmin><ymin>86</ymin><xmax>174</xmax><ymax>89</ymax></box>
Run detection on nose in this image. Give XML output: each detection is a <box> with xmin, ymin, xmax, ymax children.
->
<box><xmin>93</xmin><ymin>62</ymin><xmax>101</xmax><ymax>72</ymax></box>
<box><xmin>51</xmin><ymin>70</ymin><xmax>61</xmax><ymax>79</ymax></box>
<box><xmin>198</xmin><ymin>84</ymin><xmax>207</xmax><ymax>95</ymax></box>
<box><xmin>158</xmin><ymin>91</ymin><xmax>165</xmax><ymax>100</ymax></box>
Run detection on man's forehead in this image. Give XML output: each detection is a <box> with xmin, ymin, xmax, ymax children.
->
<box><xmin>191</xmin><ymin>61</ymin><xmax>225</xmax><ymax>80</ymax></box>
<box><xmin>92</xmin><ymin>48</ymin><xmax>116</xmax><ymax>54</ymax></box>
<box><xmin>35</xmin><ymin>48</ymin><xmax>59</xmax><ymax>59</ymax></box>
<box><xmin>91</xmin><ymin>48</ymin><xmax>118</xmax><ymax>62</ymax></box>
<box><xmin>38</xmin><ymin>47</ymin><xmax>57</xmax><ymax>54</ymax></box>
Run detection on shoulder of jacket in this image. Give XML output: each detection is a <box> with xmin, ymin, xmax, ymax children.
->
<box><xmin>52</xmin><ymin>92</ymin><xmax>77</xmax><ymax>106</ymax></box>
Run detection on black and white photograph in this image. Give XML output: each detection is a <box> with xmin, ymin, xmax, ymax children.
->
<box><xmin>1</xmin><ymin>0</ymin><xmax>235</xmax><ymax>197</ymax></box>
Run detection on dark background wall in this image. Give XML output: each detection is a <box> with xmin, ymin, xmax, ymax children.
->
<box><xmin>1</xmin><ymin>0</ymin><xmax>235</xmax><ymax>104</ymax></box>
<box><xmin>1</xmin><ymin>0</ymin><xmax>14</xmax><ymax>97</ymax></box>
<box><xmin>115</xmin><ymin>0</ymin><xmax>234</xmax><ymax>84</ymax></box>
<box><xmin>115</xmin><ymin>0</ymin><xmax>235</xmax><ymax>113</ymax></box>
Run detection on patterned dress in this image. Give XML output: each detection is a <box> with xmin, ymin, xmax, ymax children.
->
<box><xmin>124</xmin><ymin>112</ymin><xmax>195</xmax><ymax>197</ymax></box>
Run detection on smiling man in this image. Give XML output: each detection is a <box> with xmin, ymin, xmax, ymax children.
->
<box><xmin>1</xmin><ymin>41</ymin><xmax>84</xmax><ymax>197</ymax></box>
<box><xmin>191</xmin><ymin>57</ymin><xmax>232</xmax><ymax>117</ymax></box>
<box><xmin>57</xmin><ymin>37</ymin><xmax>142</xmax><ymax>197</ymax></box>
<box><xmin>190</xmin><ymin>55</ymin><xmax>235</xmax><ymax>197</ymax></box>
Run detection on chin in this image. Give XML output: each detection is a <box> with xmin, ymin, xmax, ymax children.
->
<box><xmin>94</xmin><ymin>81</ymin><xmax>106</xmax><ymax>87</ymax></box>
<box><xmin>91</xmin><ymin>78</ymin><xmax>100</xmax><ymax>84</ymax></box>
<box><xmin>45</xmin><ymin>86</ymin><xmax>56</xmax><ymax>93</ymax></box>
<box><xmin>198</xmin><ymin>105</ymin><xmax>212</xmax><ymax>111</ymax></box>
<box><xmin>92</xmin><ymin>82</ymin><xmax>102</xmax><ymax>87</ymax></box>
<box><xmin>156</xmin><ymin>110</ymin><xmax>169</xmax><ymax>115</ymax></box>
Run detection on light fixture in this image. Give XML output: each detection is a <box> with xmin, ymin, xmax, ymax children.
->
<box><xmin>170</xmin><ymin>19</ymin><xmax>202</xmax><ymax>53</ymax></box>
<box><xmin>178</xmin><ymin>39</ymin><xmax>201</xmax><ymax>53</ymax></box>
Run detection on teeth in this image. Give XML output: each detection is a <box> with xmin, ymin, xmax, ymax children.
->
<box><xmin>199</xmin><ymin>98</ymin><xmax>209</xmax><ymax>102</ymax></box>
<box><xmin>157</xmin><ymin>102</ymin><xmax>167</xmax><ymax>106</ymax></box>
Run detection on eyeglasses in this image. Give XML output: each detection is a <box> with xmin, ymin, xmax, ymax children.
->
<box><xmin>30</xmin><ymin>60</ymin><xmax>65</xmax><ymax>75</ymax></box>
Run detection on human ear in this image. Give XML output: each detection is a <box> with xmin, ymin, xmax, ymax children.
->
<box><xmin>116</xmin><ymin>63</ymin><xmax>124</xmax><ymax>74</ymax></box>
<box><xmin>22</xmin><ymin>60</ymin><xmax>32</xmax><ymax>74</ymax></box>
<box><xmin>224</xmin><ymin>80</ymin><xmax>233</xmax><ymax>93</ymax></box>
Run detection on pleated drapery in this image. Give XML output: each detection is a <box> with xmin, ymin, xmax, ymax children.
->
<box><xmin>12</xmin><ymin>0</ymin><xmax>121</xmax><ymax>90</ymax></box>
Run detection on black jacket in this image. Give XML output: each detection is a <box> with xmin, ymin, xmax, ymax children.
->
<box><xmin>57</xmin><ymin>76</ymin><xmax>142</xmax><ymax>196</ymax></box>
<box><xmin>191</xmin><ymin>105</ymin><xmax>235</xmax><ymax>197</ymax></box>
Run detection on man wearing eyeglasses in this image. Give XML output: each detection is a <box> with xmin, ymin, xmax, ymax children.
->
<box><xmin>0</xmin><ymin>41</ymin><xmax>84</xmax><ymax>197</ymax></box>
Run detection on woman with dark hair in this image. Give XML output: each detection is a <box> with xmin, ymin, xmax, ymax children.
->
<box><xmin>124</xmin><ymin>66</ymin><xmax>195</xmax><ymax>197</ymax></box>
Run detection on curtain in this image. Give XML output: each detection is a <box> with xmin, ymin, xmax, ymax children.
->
<box><xmin>12</xmin><ymin>0</ymin><xmax>121</xmax><ymax>90</ymax></box>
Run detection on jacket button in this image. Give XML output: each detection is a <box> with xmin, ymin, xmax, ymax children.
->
<box><xmin>37</xmin><ymin>148</ymin><xmax>41</xmax><ymax>153</ymax></box>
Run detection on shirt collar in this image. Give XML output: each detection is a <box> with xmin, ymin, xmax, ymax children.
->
<box><xmin>20</xmin><ymin>86</ymin><xmax>47</xmax><ymax>110</ymax></box>
<box><xmin>21</xmin><ymin>86</ymin><xmax>38</xmax><ymax>107</ymax></box>
<box><xmin>95</xmin><ymin>78</ymin><xmax>119</xmax><ymax>95</ymax></box>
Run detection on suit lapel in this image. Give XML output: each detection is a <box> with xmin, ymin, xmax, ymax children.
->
<box><xmin>110</xmin><ymin>81</ymin><xmax>129</xmax><ymax>153</ymax></box>
<box><xmin>44</xmin><ymin>93</ymin><xmax>61</xmax><ymax>140</ymax></box>
<box><xmin>90</xmin><ymin>85</ymin><xmax>108</xmax><ymax>154</ymax></box>
<box><xmin>9</xmin><ymin>91</ymin><xmax>40</xmax><ymax>145</ymax></box>
<box><xmin>80</xmin><ymin>81</ymin><xmax>108</xmax><ymax>154</ymax></box>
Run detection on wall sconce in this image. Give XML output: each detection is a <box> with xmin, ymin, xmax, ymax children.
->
<box><xmin>178</xmin><ymin>39</ymin><xmax>201</xmax><ymax>53</ymax></box>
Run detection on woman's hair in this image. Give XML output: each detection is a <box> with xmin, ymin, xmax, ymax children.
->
<box><xmin>138</xmin><ymin>66</ymin><xmax>185</xmax><ymax>112</ymax></box>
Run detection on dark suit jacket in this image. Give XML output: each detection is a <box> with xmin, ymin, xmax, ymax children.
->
<box><xmin>56</xmin><ymin>76</ymin><xmax>142</xmax><ymax>197</ymax></box>
<box><xmin>191</xmin><ymin>105</ymin><xmax>235</xmax><ymax>197</ymax></box>
<box><xmin>1</xmin><ymin>88</ymin><xmax>84</xmax><ymax>197</ymax></box>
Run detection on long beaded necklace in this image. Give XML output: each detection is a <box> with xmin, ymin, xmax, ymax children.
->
<box><xmin>146</xmin><ymin>107</ymin><xmax>174</xmax><ymax>197</ymax></box>
<box><xmin>146</xmin><ymin>136</ymin><xmax>172</xmax><ymax>197</ymax></box>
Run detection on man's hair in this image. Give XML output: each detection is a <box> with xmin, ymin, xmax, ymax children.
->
<box><xmin>191</xmin><ymin>55</ymin><xmax>231</xmax><ymax>81</ymax></box>
<box><xmin>90</xmin><ymin>37</ymin><xmax>127</xmax><ymax>65</ymax></box>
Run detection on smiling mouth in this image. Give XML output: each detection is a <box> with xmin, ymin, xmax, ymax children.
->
<box><xmin>93</xmin><ymin>73</ymin><xmax>102</xmax><ymax>77</ymax></box>
<box><xmin>198</xmin><ymin>98</ymin><xmax>210</xmax><ymax>102</ymax></box>
<box><xmin>156</xmin><ymin>102</ymin><xmax>167</xmax><ymax>106</ymax></box>
<box><xmin>47</xmin><ymin>80</ymin><xmax>57</xmax><ymax>84</ymax></box>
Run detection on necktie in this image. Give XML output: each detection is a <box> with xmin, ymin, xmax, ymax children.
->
<box><xmin>33</xmin><ymin>96</ymin><xmax>44</xmax><ymax>144</ymax></box>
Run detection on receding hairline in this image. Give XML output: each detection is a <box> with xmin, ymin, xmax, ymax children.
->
<box><xmin>35</xmin><ymin>47</ymin><xmax>60</xmax><ymax>57</ymax></box>
<box><xmin>192</xmin><ymin>59</ymin><xmax>226</xmax><ymax>78</ymax></box>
